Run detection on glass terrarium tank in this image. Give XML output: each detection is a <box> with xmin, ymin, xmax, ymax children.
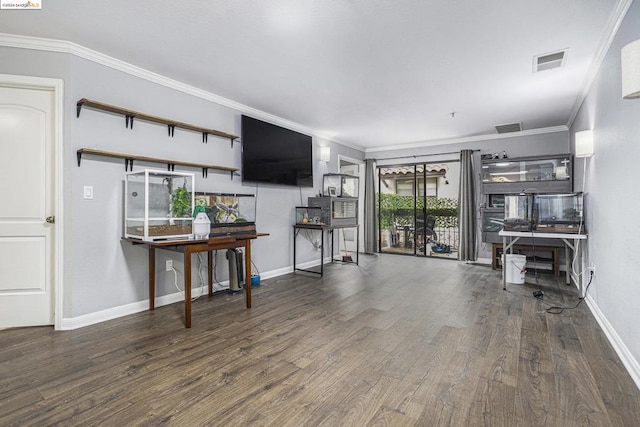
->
<box><xmin>194</xmin><ymin>193</ymin><xmax>256</xmax><ymax>236</ymax></box>
<box><xmin>504</xmin><ymin>194</ymin><xmax>533</xmax><ymax>231</ymax></box>
<box><xmin>534</xmin><ymin>193</ymin><xmax>585</xmax><ymax>233</ymax></box>
<box><xmin>482</xmin><ymin>209</ymin><xmax>504</xmax><ymax>232</ymax></box>
<box><xmin>322</xmin><ymin>173</ymin><xmax>359</xmax><ymax>198</ymax></box>
<box><xmin>295</xmin><ymin>206</ymin><xmax>324</xmax><ymax>225</ymax></box>
<box><xmin>308</xmin><ymin>196</ymin><xmax>358</xmax><ymax>227</ymax></box>
<box><xmin>125</xmin><ymin>169</ymin><xmax>195</xmax><ymax>241</ymax></box>
<box><xmin>488</xmin><ymin>194</ymin><xmax>505</xmax><ymax>208</ymax></box>
<box><xmin>481</xmin><ymin>154</ymin><xmax>573</xmax><ymax>195</ymax></box>
<box><xmin>482</xmin><ymin>157</ymin><xmax>571</xmax><ymax>184</ymax></box>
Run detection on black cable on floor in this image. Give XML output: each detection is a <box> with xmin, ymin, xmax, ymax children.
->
<box><xmin>534</xmin><ymin>270</ymin><xmax>594</xmax><ymax>314</ymax></box>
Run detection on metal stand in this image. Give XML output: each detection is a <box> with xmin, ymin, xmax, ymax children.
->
<box><xmin>293</xmin><ymin>224</ymin><xmax>359</xmax><ymax>276</ymax></box>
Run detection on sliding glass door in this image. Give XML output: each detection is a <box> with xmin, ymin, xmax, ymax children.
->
<box><xmin>377</xmin><ymin>161</ymin><xmax>459</xmax><ymax>259</ymax></box>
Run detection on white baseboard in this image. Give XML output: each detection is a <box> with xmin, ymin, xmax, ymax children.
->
<box><xmin>60</xmin><ymin>291</ymin><xmax>185</xmax><ymax>330</ymax></box>
<box><xmin>60</xmin><ymin>259</ymin><xmax>329</xmax><ymax>330</ymax></box>
<box><xmin>585</xmin><ymin>295</ymin><xmax>640</xmax><ymax>391</ymax></box>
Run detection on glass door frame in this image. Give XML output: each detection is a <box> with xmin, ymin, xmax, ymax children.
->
<box><xmin>377</xmin><ymin>163</ymin><xmax>428</xmax><ymax>257</ymax></box>
<box><xmin>377</xmin><ymin>159</ymin><xmax>460</xmax><ymax>259</ymax></box>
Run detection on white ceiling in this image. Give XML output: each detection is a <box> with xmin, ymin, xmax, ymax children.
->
<box><xmin>0</xmin><ymin>0</ymin><xmax>628</xmax><ymax>151</ymax></box>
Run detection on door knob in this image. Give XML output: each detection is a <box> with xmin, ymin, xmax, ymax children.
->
<box><xmin>46</xmin><ymin>216</ymin><xmax>55</xmax><ymax>224</ymax></box>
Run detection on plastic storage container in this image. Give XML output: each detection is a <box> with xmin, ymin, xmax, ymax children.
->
<box><xmin>534</xmin><ymin>193</ymin><xmax>584</xmax><ymax>233</ymax></box>
<box><xmin>125</xmin><ymin>169</ymin><xmax>195</xmax><ymax>241</ymax></box>
<box><xmin>194</xmin><ymin>193</ymin><xmax>256</xmax><ymax>236</ymax></box>
<box><xmin>322</xmin><ymin>173</ymin><xmax>359</xmax><ymax>198</ymax></box>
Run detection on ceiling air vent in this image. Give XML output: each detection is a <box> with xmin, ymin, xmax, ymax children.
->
<box><xmin>495</xmin><ymin>122</ymin><xmax>522</xmax><ymax>134</ymax></box>
<box><xmin>534</xmin><ymin>50</ymin><xmax>566</xmax><ymax>72</ymax></box>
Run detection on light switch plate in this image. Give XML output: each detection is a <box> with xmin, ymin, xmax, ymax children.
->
<box><xmin>83</xmin><ymin>185</ymin><xmax>94</xmax><ymax>200</ymax></box>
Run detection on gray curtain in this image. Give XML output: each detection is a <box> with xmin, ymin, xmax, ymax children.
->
<box><xmin>458</xmin><ymin>150</ymin><xmax>477</xmax><ymax>261</ymax></box>
<box><xmin>364</xmin><ymin>158</ymin><xmax>378</xmax><ymax>254</ymax></box>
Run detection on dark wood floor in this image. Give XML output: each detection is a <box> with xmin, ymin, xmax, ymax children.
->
<box><xmin>1</xmin><ymin>254</ymin><xmax>639</xmax><ymax>426</ymax></box>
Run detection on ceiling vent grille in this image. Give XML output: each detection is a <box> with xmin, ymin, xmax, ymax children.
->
<box><xmin>534</xmin><ymin>50</ymin><xmax>566</xmax><ymax>72</ymax></box>
<box><xmin>495</xmin><ymin>122</ymin><xmax>522</xmax><ymax>134</ymax></box>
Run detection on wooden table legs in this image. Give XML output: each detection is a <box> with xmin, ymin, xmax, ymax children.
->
<box><xmin>149</xmin><ymin>246</ymin><xmax>156</xmax><ymax>310</ymax></box>
<box><xmin>208</xmin><ymin>251</ymin><xmax>213</xmax><ymax>296</ymax></box>
<box><xmin>245</xmin><ymin>240</ymin><xmax>252</xmax><ymax>309</ymax></box>
<box><xmin>184</xmin><ymin>247</ymin><xmax>192</xmax><ymax>328</ymax></box>
<box><xmin>145</xmin><ymin>239</ymin><xmax>254</xmax><ymax>328</ymax></box>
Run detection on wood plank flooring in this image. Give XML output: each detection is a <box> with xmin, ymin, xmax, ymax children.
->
<box><xmin>1</xmin><ymin>254</ymin><xmax>639</xmax><ymax>426</ymax></box>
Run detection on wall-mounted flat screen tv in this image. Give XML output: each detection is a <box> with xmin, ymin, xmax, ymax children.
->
<box><xmin>241</xmin><ymin>115</ymin><xmax>313</xmax><ymax>187</ymax></box>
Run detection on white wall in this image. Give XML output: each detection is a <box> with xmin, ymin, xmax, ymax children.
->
<box><xmin>0</xmin><ymin>43</ymin><xmax>363</xmax><ymax>321</ymax></box>
<box><xmin>571</xmin><ymin>0</ymin><xmax>640</xmax><ymax>385</ymax></box>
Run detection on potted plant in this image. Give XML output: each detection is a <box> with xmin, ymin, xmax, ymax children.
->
<box><xmin>170</xmin><ymin>179</ymin><xmax>192</xmax><ymax>218</ymax></box>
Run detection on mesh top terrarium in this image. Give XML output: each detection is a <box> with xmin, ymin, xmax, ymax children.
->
<box><xmin>322</xmin><ymin>173</ymin><xmax>359</xmax><ymax>198</ymax></box>
<box><xmin>125</xmin><ymin>169</ymin><xmax>195</xmax><ymax>241</ymax></box>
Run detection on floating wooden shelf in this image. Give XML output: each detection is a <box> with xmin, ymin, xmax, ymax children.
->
<box><xmin>76</xmin><ymin>98</ymin><xmax>240</xmax><ymax>146</ymax></box>
<box><xmin>76</xmin><ymin>148</ymin><xmax>239</xmax><ymax>179</ymax></box>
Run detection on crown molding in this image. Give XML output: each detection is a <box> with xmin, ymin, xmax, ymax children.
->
<box><xmin>566</xmin><ymin>0</ymin><xmax>634</xmax><ymax>128</ymax></box>
<box><xmin>366</xmin><ymin>125</ymin><xmax>569</xmax><ymax>154</ymax></box>
<box><xmin>0</xmin><ymin>32</ymin><xmax>575</xmax><ymax>155</ymax></box>
<box><xmin>0</xmin><ymin>32</ymin><xmax>364</xmax><ymax>152</ymax></box>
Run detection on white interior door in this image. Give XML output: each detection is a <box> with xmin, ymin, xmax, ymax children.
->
<box><xmin>0</xmin><ymin>85</ymin><xmax>55</xmax><ymax>327</ymax></box>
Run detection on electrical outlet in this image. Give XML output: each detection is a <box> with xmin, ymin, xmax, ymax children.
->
<box><xmin>166</xmin><ymin>259</ymin><xmax>173</xmax><ymax>271</ymax></box>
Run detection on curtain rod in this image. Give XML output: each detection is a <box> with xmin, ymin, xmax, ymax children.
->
<box><xmin>366</xmin><ymin>149</ymin><xmax>480</xmax><ymax>162</ymax></box>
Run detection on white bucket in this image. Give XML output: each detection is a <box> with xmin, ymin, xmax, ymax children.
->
<box><xmin>505</xmin><ymin>254</ymin><xmax>527</xmax><ymax>284</ymax></box>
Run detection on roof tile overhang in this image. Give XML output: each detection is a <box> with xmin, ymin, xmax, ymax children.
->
<box><xmin>380</xmin><ymin>164</ymin><xmax>449</xmax><ymax>178</ymax></box>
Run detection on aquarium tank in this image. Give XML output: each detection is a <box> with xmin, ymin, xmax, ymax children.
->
<box><xmin>503</xmin><ymin>194</ymin><xmax>533</xmax><ymax>231</ymax></box>
<box><xmin>194</xmin><ymin>193</ymin><xmax>256</xmax><ymax>236</ymax></box>
<box><xmin>534</xmin><ymin>193</ymin><xmax>585</xmax><ymax>233</ymax></box>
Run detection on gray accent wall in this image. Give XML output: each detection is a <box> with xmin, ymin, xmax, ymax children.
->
<box><xmin>572</xmin><ymin>0</ymin><xmax>640</xmax><ymax>381</ymax></box>
<box><xmin>1</xmin><ymin>45</ymin><xmax>363</xmax><ymax>319</ymax></box>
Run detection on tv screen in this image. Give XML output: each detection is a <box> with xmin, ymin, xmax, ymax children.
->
<box><xmin>241</xmin><ymin>115</ymin><xmax>313</xmax><ymax>187</ymax></box>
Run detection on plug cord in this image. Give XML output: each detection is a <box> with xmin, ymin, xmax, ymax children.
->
<box><xmin>535</xmin><ymin>270</ymin><xmax>594</xmax><ymax>314</ymax></box>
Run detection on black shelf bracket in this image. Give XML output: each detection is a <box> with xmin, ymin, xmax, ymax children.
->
<box><xmin>125</xmin><ymin>115</ymin><xmax>135</xmax><ymax>129</ymax></box>
<box><xmin>75</xmin><ymin>148</ymin><xmax>238</xmax><ymax>180</ymax></box>
<box><xmin>75</xmin><ymin>98</ymin><xmax>240</xmax><ymax>143</ymax></box>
